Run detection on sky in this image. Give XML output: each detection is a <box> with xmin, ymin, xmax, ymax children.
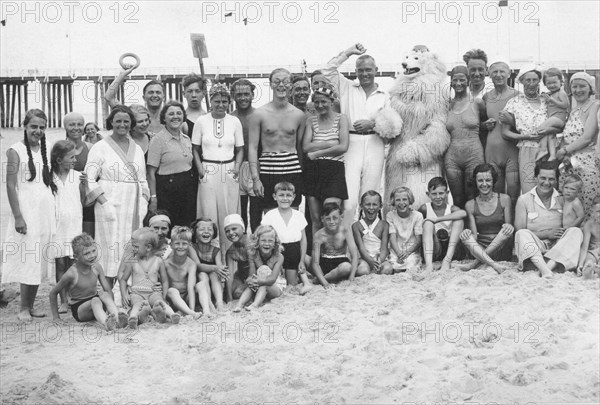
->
<box><xmin>0</xmin><ymin>1</ymin><xmax>598</xmax><ymax>115</ymax></box>
<box><xmin>2</xmin><ymin>0</ymin><xmax>599</xmax><ymax>75</ymax></box>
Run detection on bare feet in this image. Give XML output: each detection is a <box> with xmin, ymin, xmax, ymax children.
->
<box><xmin>139</xmin><ymin>303</ymin><xmax>152</xmax><ymax>324</ymax></box>
<box><xmin>18</xmin><ymin>309</ymin><xmax>32</xmax><ymax>323</ymax></box>
<box><xmin>245</xmin><ymin>304</ymin><xmax>258</xmax><ymax>311</ymax></box>
<box><xmin>456</xmin><ymin>262</ymin><xmax>475</xmax><ymax>272</ymax></box>
<box><xmin>440</xmin><ymin>258</ymin><xmax>452</xmax><ymax>272</ymax></box>
<box><xmin>232</xmin><ymin>306</ymin><xmax>242</xmax><ymax>313</ymax></box>
<box><xmin>152</xmin><ymin>304</ymin><xmax>167</xmax><ymax>323</ymax></box>
<box><xmin>29</xmin><ymin>308</ymin><xmax>46</xmax><ymax>318</ymax></box>
<box><xmin>105</xmin><ymin>314</ymin><xmax>117</xmax><ymax>331</ymax></box>
<box><xmin>171</xmin><ymin>313</ymin><xmax>181</xmax><ymax>325</ymax></box>
<box><xmin>128</xmin><ymin>316</ymin><xmax>139</xmax><ymax>329</ymax></box>
<box><xmin>117</xmin><ymin>312</ymin><xmax>129</xmax><ymax>329</ymax></box>
<box><xmin>583</xmin><ymin>264</ymin><xmax>600</xmax><ymax>280</ymax></box>
<box><xmin>491</xmin><ymin>263</ymin><xmax>506</xmax><ymax>274</ymax></box>
<box><xmin>58</xmin><ymin>303</ymin><xmax>68</xmax><ymax>314</ymax></box>
<box><xmin>193</xmin><ymin>312</ymin><xmax>202</xmax><ymax>320</ymax></box>
<box><xmin>540</xmin><ymin>268</ymin><xmax>554</xmax><ymax>278</ymax></box>
<box><xmin>299</xmin><ymin>284</ymin><xmax>312</xmax><ymax>295</ymax></box>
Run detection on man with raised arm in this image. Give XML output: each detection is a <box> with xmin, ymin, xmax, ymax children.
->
<box><xmin>105</xmin><ymin>66</ymin><xmax>165</xmax><ymax>135</ymax></box>
<box><xmin>321</xmin><ymin>43</ymin><xmax>387</xmax><ymax>224</ymax></box>
<box><xmin>248</xmin><ymin>68</ymin><xmax>306</xmax><ymax>215</ymax></box>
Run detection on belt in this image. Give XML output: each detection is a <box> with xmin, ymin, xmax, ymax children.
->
<box><xmin>203</xmin><ymin>157</ymin><xmax>235</xmax><ymax>164</ymax></box>
<box><xmin>349</xmin><ymin>130</ymin><xmax>377</xmax><ymax>135</ymax></box>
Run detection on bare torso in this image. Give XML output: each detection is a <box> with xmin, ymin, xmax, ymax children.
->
<box><xmin>257</xmin><ymin>102</ymin><xmax>304</xmax><ymax>153</ymax></box>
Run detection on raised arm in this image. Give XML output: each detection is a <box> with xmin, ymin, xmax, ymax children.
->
<box><xmin>105</xmin><ymin>66</ymin><xmax>136</xmax><ymax>108</ymax></box>
<box><xmin>321</xmin><ymin>43</ymin><xmax>367</xmax><ymax>94</ymax></box>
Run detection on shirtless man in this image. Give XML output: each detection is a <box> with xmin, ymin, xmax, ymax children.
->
<box><xmin>105</xmin><ymin>66</ymin><xmax>165</xmax><ymax>135</ymax></box>
<box><xmin>312</xmin><ymin>202</ymin><xmax>364</xmax><ymax>289</ymax></box>
<box><xmin>231</xmin><ymin>79</ymin><xmax>260</xmax><ymax>232</ymax></box>
<box><xmin>248</xmin><ymin>68</ymin><xmax>306</xmax><ymax>213</ymax></box>
<box><xmin>483</xmin><ymin>58</ymin><xmax>520</xmax><ymax>208</ymax></box>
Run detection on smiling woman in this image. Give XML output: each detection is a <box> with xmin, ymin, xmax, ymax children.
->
<box><xmin>146</xmin><ymin>100</ymin><xmax>197</xmax><ymax>228</ymax></box>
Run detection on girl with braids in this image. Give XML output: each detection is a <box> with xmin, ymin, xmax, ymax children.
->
<box><xmin>3</xmin><ymin>109</ymin><xmax>56</xmax><ymax>322</ymax></box>
<box><xmin>49</xmin><ymin>140</ymin><xmax>86</xmax><ymax>313</ymax></box>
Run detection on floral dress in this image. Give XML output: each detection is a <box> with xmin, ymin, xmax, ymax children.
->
<box><xmin>559</xmin><ymin>102</ymin><xmax>600</xmax><ymax>218</ymax></box>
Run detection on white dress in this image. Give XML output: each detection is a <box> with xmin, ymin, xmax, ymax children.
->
<box><xmin>2</xmin><ymin>142</ymin><xmax>56</xmax><ymax>285</ymax></box>
<box><xmin>192</xmin><ymin>114</ymin><xmax>243</xmax><ymax>257</ymax></box>
<box><xmin>51</xmin><ymin>169</ymin><xmax>83</xmax><ymax>258</ymax></box>
<box><xmin>85</xmin><ymin>137</ymin><xmax>149</xmax><ymax>278</ymax></box>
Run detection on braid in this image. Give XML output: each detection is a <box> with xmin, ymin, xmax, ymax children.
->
<box><xmin>24</xmin><ymin>129</ymin><xmax>36</xmax><ymax>182</ymax></box>
<box><xmin>40</xmin><ymin>136</ymin><xmax>57</xmax><ymax>194</ymax></box>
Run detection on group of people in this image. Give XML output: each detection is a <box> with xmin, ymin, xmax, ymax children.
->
<box><xmin>2</xmin><ymin>42</ymin><xmax>599</xmax><ymax>325</ymax></box>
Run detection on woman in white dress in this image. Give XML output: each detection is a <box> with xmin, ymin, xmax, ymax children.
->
<box><xmin>85</xmin><ymin>105</ymin><xmax>149</xmax><ymax>286</ymax></box>
<box><xmin>3</xmin><ymin>109</ymin><xmax>56</xmax><ymax>322</ymax></box>
<box><xmin>192</xmin><ymin>83</ymin><xmax>244</xmax><ymax>257</ymax></box>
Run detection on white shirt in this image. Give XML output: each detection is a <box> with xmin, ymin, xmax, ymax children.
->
<box><xmin>321</xmin><ymin>52</ymin><xmax>387</xmax><ymax>126</ymax></box>
<box><xmin>261</xmin><ymin>208</ymin><xmax>307</xmax><ymax>244</ymax></box>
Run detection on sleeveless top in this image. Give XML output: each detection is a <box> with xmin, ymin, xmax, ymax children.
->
<box><xmin>311</xmin><ymin>114</ymin><xmax>343</xmax><ymax>161</ymax></box>
<box><xmin>426</xmin><ymin>203</ymin><xmax>452</xmax><ymax>232</ymax></box>
<box><xmin>359</xmin><ymin>218</ymin><xmax>382</xmax><ymax>257</ymax></box>
<box><xmin>473</xmin><ymin>194</ymin><xmax>504</xmax><ymax>235</ymax></box>
<box><xmin>73</xmin><ymin>142</ymin><xmax>91</xmax><ymax>172</ymax></box>
<box><xmin>186</xmin><ymin>118</ymin><xmax>195</xmax><ymax>137</ymax></box>
<box><xmin>446</xmin><ymin>102</ymin><xmax>480</xmax><ymax>140</ymax></box>
<box><xmin>195</xmin><ymin>243</ymin><xmax>219</xmax><ymax>265</ymax></box>
<box><xmin>68</xmin><ymin>266</ymin><xmax>99</xmax><ymax>304</ymax></box>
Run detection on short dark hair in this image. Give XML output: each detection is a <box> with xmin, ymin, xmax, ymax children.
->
<box><xmin>159</xmin><ymin>100</ymin><xmax>187</xmax><ymax>125</ymax></box>
<box><xmin>472</xmin><ymin>163</ymin><xmax>498</xmax><ymax>186</ymax></box>
<box><xmin>543</xmin><ymin>68</ymin><xmax>564</xmax><ymax>85</ymax></box>
<box><xmin>322</xmin><ymin>202</ymin><xmax>342</xmax><ymax>217</ymax></box>
<box><xmin>427</xmin><ymin>177</ymin><xmax>448</xmax><ymax>191</ymax></box>
<box><xmin>231</xmin><ymin>78</ymin><xmax>256</xmax><ymax>94</ymax></box>
<box><xmin>534</xmin><ymin>160</ymin><xmax>559</xmax><ymax>179</ymax></box>
<box><xmin>181</xmin><ymin>73</ymin><xmax>207</xmax><ymax>90</ymax></box>
<box><xmin>143</xmin><ymin>80</ymin><xmax>164</xmax><ymax>94</ymax></box>
<box><xmin>463</xmin><ymin>49</ymin><xmax>488</xmax><ymax>65</ymax></box>
<box><xmin>106</xmin><ymin>105</ymin><xmax>136</xmax><ymax>130</ymax></box>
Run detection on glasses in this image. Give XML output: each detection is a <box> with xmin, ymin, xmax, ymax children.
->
<box><xmin>272</xmin><ymin>79</ymin><xmax>291</xmax><ymax>86</ymax></box>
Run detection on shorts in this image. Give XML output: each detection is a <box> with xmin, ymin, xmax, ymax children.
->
<box><xmin>282</xmin><ymin>241</ymin><xmax>301</xmax><ymax>269</ymax></box>
<box><xmin>259</xmin><ymin>152</ymin><xmax>303</xmax><ymax>210</ymax></box>
<box><xmin>433</xmin><ymin>229</ymin><xmax>465</xmax><ymax>261</ymax></box>
<box><xmin>320</xmin><ymin>255</ymin><xmax>349</xmax><ymax>275</ymax></box>
<box><xmin>303</xmin><ymin>159</ymin><xmax>348</xmax><ymax>200</ymax></box>
<box><xmin>70</xmin><ymin>293</ymin><xmax>101</xmax><ymax>322</ymax></box>
<box><xmin>239</xmin><ymin>161</ymin><xmax>255</xmax><ymax>196</ymax></box>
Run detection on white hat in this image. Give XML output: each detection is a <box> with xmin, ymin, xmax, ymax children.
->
<box><xmin>516</xmin><ymin>63</ymin><xmax>542</xmax><ymax>82</ymax></box>
<box><xmin>223</xmin><ymin>214</ymin><xmax>245</xmax><ymax>231</ymax></box>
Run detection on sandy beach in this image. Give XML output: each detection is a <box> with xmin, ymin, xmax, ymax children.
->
<box><xmin>1</xmin><ymin>264</ymin><xmax>599</xmax><ymax>403</ymax></box>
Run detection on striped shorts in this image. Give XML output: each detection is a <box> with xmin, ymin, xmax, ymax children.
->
<box><xmin>259</xmin><ymin>152</ymin><xmax>303</xmax><ymax>209</ymax></box>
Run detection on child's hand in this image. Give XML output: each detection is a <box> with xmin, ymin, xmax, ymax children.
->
<box><xmin>216</xmin><ymin>265</ymin><xmax>229</xmax><ymax>280</ymax></box>
<box><xmin>298</xmin><ymin>261</ymin><xmax>307</xmax><ymax>275</ymax></box>
<box><xmin>369</xmin><ymin>259</ymin><xmax>381</xmax><ymax>273</ymax></box>
<box><xmin>122</xmin><ymin>291</ymin><xmax>130</xmax><ymax>307</ymax></box>
<box><xmin>322</xmin><ymin>280</ymin><xmax>333</xmax><ymax>290</ymax></box>
<box><xmin>483</xmin><ymin>118</ymin><xmax>497</xmax><ymax>131</ymax></box>
<box><xmin>79</xmin><ymin>173</ymin><xmax>88</xmax><ymax>187</ymax></box>
<box><xmin>396</xmin><ymin>252</ymin><xmax>409</xmax><ymax>262</ymax></box>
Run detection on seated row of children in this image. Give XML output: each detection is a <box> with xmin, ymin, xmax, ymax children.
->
<box><xmin>50</xmin><ymin>176</ymin><xmax>599</xmax><ymax>327</ymax></box>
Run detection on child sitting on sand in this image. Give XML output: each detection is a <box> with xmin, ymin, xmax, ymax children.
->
<box><xmin>386</xmin><ymin>187</ymin><xmax>424</xmax><ymax>273</ymax></box>
<box><xmin>50</xmin><ymin>233</ymin><xmax>127</xmax><ymax>330</ymax></box>
<box><xmin>578</xmin><ymin>195</ymin><xmax>600</xmax><ymax>279</ymax></box>
<box><xmin>119</xmin><ymin>228</ymin><xmax>178</xmax><ymax>328</ymax></box>
<box><xmin>561</xmin><ymin>174</ymin><xmax>585</xmax><ymax>228</ymax></box>
<box><xmin>312</xmin><ymin>202</ymin><xmax>364</xmax><ymax>289</ymax></box>
<box><xmin>191</xmin><ymin>217</ymin><xmax>228</xmax><ymax>315</ymax></box>
<box><xmin>165</xmin><ymin>226</ymin><xmax>202</xmax><ymax>319</ymax></box>
<box><xmin>352</xmin><ymin>190</ymin><xmax>393</xmax><ymax>275</ymax></box>
<box><xmin>224</xmin><ymin>214</ymin><xmax>252</xmax><ymax>301</ymax></box>
<box><xmin>536</xmin><ymin>68</ymin><xmax>569</xmax><ymax>162</ymax></box>
<box><xmin>261</xmin><ymin>182</ymin><xmax>311</xmax><ymax>293</ymax></box>
<box><xmin>418</xmin><ymin>177</ymin><xmax>466</xmax><ymax>272</ymax></box>
<box><xmin>233</xmin><ymin>225</ymin><xmax>286</xmax><ymax>312</ymax></box>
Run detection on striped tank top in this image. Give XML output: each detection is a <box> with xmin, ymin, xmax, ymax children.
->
<box><xmin>311</xmin><ymin>114</ymin><xmax>343</xmax><ymax>162</ymax></box>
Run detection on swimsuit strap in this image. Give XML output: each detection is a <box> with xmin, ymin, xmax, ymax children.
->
<box><xmin>359</xmin><ymin>217</ymin><xmax>380</xmax><ymax>236</ymax></box>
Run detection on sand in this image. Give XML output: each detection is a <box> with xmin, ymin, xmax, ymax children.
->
<box><xmin>1</xmin><ymin>264</ymin><xmax>599</xmax><ymax>403</ymax></box>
